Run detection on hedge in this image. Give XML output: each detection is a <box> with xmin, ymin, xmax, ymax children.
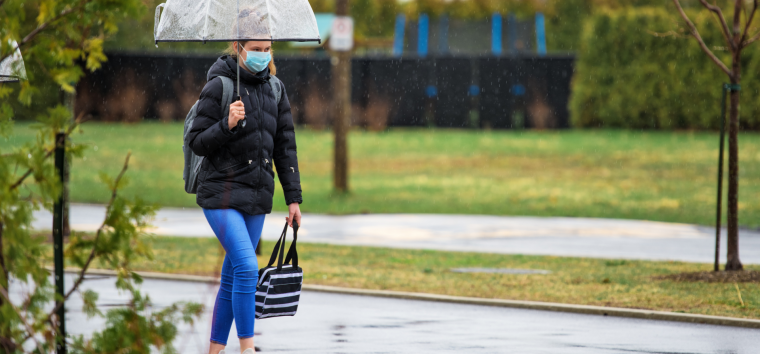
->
<box><xmin>570</xmin><ymin>7</ymin><xmax>760</xmax><ymax>130</ymax></box>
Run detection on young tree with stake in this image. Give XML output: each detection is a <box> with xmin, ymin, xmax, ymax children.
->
<box><xmin>672</xmin><ymin>0</ymin><xmax>760</xmax><ymax>271</ymax></box>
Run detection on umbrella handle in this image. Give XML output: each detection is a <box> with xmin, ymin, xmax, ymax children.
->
<box><xmin>235</xmin><ymin>95</ymin><xmax>246</xmax><ymax>127</ymax></box>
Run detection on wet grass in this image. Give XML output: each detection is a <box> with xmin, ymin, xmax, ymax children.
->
<box><xmin>74</xmin><ymin>236</ymin><xmax>760</xmax><ymax>320</ymax></box>
<box><xmin>5</xmin><ymin>122</ymin><xmax>760</xmax><ymax>227</ymax></box>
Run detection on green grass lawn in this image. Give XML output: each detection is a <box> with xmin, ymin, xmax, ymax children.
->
<box><xmin>6</xmin><ymin>122</ymin><xmax>760</xmax><ymax>227</ymax></box>
<box><xmin>69</xmin><ymin>237</ymin><xmax>760</xmax><ymax>320</ymax></box>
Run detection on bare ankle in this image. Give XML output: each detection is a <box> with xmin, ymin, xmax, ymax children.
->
<box><xmin>239</xmin><ymin>337</ymin><xmax>255</xmax><ymax>353</ymax></box>
<box><xmin>209</xmin><ymin>341</ymin><xmax>226</xmax><ymax>354</ymax></box>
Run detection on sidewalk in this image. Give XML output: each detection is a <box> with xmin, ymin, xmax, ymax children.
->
<box><xmin>18</xmin><ymin>273</ymin><xmax>759</xmax><ymax>354</ymax></box>
<box><xmin>32</xmin><ymin>203</ymin><xmax>760</xmax><ymax>264</ymax></box>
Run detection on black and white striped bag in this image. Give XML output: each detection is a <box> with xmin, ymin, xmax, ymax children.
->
<box><xmin>255</xmin><ymin>221</ymin><xmax>302</xmax><ymax>319</ymax></box>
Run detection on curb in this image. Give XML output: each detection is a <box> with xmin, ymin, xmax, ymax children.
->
<box><xmin>63</xmin><ymin>268</ymin><xmax>760</xmax><ymax>329</ymax></box>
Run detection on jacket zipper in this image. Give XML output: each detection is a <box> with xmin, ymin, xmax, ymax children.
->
<box><xmin>256</xmin><ymin>85</ymin><xmax>263</xmax><ymax>201</ymax></box>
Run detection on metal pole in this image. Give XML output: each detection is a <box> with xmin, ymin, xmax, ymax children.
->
<box><xmin>714</xmin><ymin>85</ymin><xmax>727</xmax><ymax>271</ymax></box>
<box><xmin>62</xmin><ymin>90</ymin><xmax>75</xmax><ymax>237</ymax></box>
<box><xmin>53</xmin><ymin>132</ymin><xmax>67</xmax><ymax>354</ymax></box>
<box><xmin>237</xmin><ymin>0</ymin><xmax>240</xmax><ymax>99</ymax></box>
<box><xmin>236</xmin><ymin>0</ymin><xmax>243</xmax><ymax>117</ymax></box>
<box><xmin>333</xmin><ymin>0</ymin><xmax>351</xmax><ymax>193</ymax></box>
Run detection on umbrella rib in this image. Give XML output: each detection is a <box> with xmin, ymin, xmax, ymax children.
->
<box><xmin>202</xmin><ymin>0</ymin><xmax>212</xmax><ymax>42</ymax></box>
<box><xmin>265</xmin><ymin>0</ymin><xmax>274</xmax><ymax>41</ymax></box>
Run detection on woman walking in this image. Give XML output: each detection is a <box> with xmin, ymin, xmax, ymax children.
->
<box><xmin>186</xmin><ymin>11</ymin><xmax>302</xmax><ymax>354</ymax></box>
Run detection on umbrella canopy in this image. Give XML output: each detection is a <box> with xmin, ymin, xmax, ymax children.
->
<box><xmin>0</xmin><ymin>40</ymin><xmax>27</xmax><ymax>83</ymax></box>
<box><xmin>291</xmin><ymin>13</ymin><xmax>334</xmax><ymax>48</ymax></box>
<box><xmin>154</xmin><ymin>0</ymin><xmax>321</xmax><ymax>43</ymax></box>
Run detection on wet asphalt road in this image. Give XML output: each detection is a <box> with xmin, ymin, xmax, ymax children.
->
<box><xmin>14</xmin><ymin>274</ymin><xmax>758</xmax><ymax>354</ymax></box>
<box><xmin>32</xmin><ymin>204</ymin><xmax>760</xmax><ymax>264</ymax></box>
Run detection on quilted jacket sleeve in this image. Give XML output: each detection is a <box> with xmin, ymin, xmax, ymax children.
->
<box><xmin>272</xmin><ymin>83</ymin><xmax>303</xmax><ymax>205</ymax></box>
<box><xmin>187</xmin><ymin>77</ymin><xmax>238</xmax><ymax>157</ymax></box>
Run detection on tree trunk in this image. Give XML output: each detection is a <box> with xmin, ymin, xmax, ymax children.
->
<box><xmin>725</xmin><ymin>54</ymin><xmax>743</xmax><ymax>271</ymax></box>
<box><xmin>332</xmin><ymin>0</ymin><xmax>351</xmax><ymax>193</ymax></box>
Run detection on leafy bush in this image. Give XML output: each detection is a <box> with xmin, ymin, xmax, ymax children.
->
<box><xmin>570</xmin><ymin>7</ymin><xmax>760</xmax><ymax>129</ymax></box>
<box><xmin>1</xmin><ymin>1</ymin><xmax>203</xmax><ymax>352</ymax></box>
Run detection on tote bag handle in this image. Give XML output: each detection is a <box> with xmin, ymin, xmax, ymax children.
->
<box><xmin>266</xmin><ymin>221</ymin><xmax>299</xmax><ymax>271</ymax></box>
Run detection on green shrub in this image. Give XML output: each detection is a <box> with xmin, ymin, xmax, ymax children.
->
<box><xmin>570</xmin><ymin>7</ymin><xmax>760</xmax><ymax>130</ymax></box>
<box><xmin>544</xmin><ymin>0</ymin><xmax>695</xmax><ymax>53</ymax></box>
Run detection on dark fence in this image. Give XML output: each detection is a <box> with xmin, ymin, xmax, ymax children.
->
<box><xmin>76</xmin><ymin>53</ymin><xmax>574</xmax><ymax>129</ymax></box>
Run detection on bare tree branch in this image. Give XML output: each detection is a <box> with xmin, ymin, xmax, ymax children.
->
<box><xmin>673</xmin><ymin>0</ymin><xmax>733</xmax><ymax>77</ymax></box>
<box><xmin>44</xmin><ymin>152</ymin><xmax>131</xmax><ymax>333</ymax></box>
<box><xmin>0</xmin><ymin>286</ymin><xmax>47</xmax><ymax>354</ymax></box>
<box><xmin>699</xmin><ymin>0</ymin><xmax>736</xmax><ymax>50</ymax></box>
<box><xmin>733</xmin><ymin>0</ymin><xmax>744</xmax><ymax>46</ymax></box>
<box><xmin>745</xmin><ymin>30</ymin><xmax>760</xmax><ymax>45</ymax></box>
<box><xmin>741</xmin><ymin>0</ymin><xmax>759</xmax><ymax>47</ymax></box>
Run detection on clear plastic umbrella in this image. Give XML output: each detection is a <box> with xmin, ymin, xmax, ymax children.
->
<box><xmin>154</xmin><ymin>0</ymin><xmax>321</xmax><ymax>43</ymax></box>
<box><xmin>0</xmin><ymin>40</ymin><xmax>27</xmax><ymax>83</ymax></box>
<box><xmin>153</xmin><ymin>0</ymin><xmax>321</xmax><ymax>121</ymax></box>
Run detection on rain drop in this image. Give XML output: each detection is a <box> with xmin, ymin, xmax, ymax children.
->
<box><xmin>94</xmin><ymin>145</ymin><xmax>98</xmax><ymax>151</ymax></box>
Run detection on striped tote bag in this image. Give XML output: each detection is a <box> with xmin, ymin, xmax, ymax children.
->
<box><xmin>255</xmin><ymin>221</ymin><xmax>303</xmax><ymax>319</ymax></box>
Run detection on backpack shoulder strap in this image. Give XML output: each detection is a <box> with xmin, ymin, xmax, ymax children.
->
<box><xmin>269</xmin><ymin>75</ymin><xmax>282</xmax><ymax>104</ymax></box>
<box><xmin>219</xmin><ymin>76</ymin><xmax>234</xmax><ymax>119</ymax></box>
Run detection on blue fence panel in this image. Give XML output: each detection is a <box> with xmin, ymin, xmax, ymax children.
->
<box><xmin>393</xmin><ymin>14</ymin><xmax>406</xmax><ymax>57</ymax></box>
<box><xmin>535</xmin><ymin>13</ymin><xmax>547</xmax><ymax>56</ymax></box>
<box><xmin>491</xmin><ymin>13</ymin><xmax>503</xmax><ymax>55</ymax></box>
<box><xmin>418</xmin><ymin>14</ymin><xmax>429</xmax><ymax>57</ymax></box>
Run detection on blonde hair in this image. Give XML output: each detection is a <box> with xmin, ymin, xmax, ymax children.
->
<box><xmin>225</xmin><ymin>42</ymin><xmax>277</xmax><ymax>75</ymax></box>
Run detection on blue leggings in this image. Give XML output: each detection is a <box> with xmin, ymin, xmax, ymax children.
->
<box><xmin>203</xmin><ymin>208</ymin><xmax>265</xmax><ymax>345</ymax></box>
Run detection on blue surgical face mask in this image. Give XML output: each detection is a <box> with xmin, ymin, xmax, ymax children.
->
<box><xmin>241</xmin><ymin>46</ymin><xmax>271</xmax><ymax>73</ymax></box>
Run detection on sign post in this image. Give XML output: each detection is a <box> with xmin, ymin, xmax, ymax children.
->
<box><xmin>330</xmin><ymin>10</ymin><xmax>353</xmax><ymax>193</ymax></box>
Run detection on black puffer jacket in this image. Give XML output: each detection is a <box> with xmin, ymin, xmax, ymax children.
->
<box><xmin>187</xmin><ymin>55</ymin><xmax>302</xmax><ymax>215</ymax></box>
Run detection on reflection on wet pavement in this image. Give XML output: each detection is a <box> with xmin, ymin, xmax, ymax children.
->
<box><xmin>14</xmin><ymin>274</ymin><xmax>758</xmax><ymax>354</ymax></box>
<box><xmin>32</xmin><ymin>205</ymin><xmax>760</xmax><ymax>264</ymax></box>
